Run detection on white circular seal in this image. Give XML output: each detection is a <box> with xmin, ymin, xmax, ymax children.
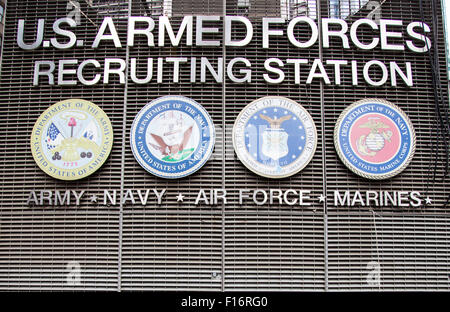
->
<box><xmin>232</xmin><ymin>96</ymin><xmax>317</xmax><ymax>179</ymax></box>
<box><xmin>30</xmin><ymin>99</ymin><xmax>113</xmax><ymax>181</ymax></box>
<box><xmin>334</xmin><ymin>98</ymin><xmax>416</xmax><ymax>180</ymax></box>
<box><xmin>130</xmin><ymin>96</ymin><xmax>215</xmax><ymax>179</ymax></box>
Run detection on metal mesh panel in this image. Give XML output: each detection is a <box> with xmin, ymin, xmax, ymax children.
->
<box><xmin>0</xmin><ymin>0</ymin><xmax>448</xmax><ymax>291</ymax></box>
<box><xmin>0</xmin><ymin>0</ymin><xmax>126</xmax><ymax>290</ymax></box>
<box><xmin>328</xmin><ymin>213</ymin><xmax>450</xmax><ymax>290</ymax></box>
<box><xmin>224</xmin><ymin>213</ymin><xmax>325</xmax><ymax>290</ymax></box>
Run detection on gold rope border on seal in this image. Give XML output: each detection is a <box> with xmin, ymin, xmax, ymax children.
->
<box><xmin>333</xmin><ymin>98</ymin><xmax>416</xmax><ymax>180</ymax></box>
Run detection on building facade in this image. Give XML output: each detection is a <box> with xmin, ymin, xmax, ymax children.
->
<box><xmin>0</xmin><ymin>0</ymin><xmax>449</xmax><ymax>291</ymax></box>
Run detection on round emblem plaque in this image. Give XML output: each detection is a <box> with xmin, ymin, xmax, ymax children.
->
<box><xmin>130</xmin><ymin>96</ymin><xmax>215</xmax><ymax>179</ymax></box>
<box><xmin>334</xmin><ymin>98</ymin><xmax>416</xmax><ymax>180</ymax></box>
<box><xmin>232</xmin><ymin>96</ymin><xmax>317</xmax><ymax>179</ymax></box>
<box><xmin>31</xmin><ymin>99</ymin><xmax>113</xmax><ymax>180</ymax></box>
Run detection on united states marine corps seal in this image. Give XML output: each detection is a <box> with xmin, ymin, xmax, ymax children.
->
<box><xmin>232</xmin><ymin>96</ymin><xmax>317</xmax><ymax>179</ymax></box>
<box><xmin>31</xmin><ymin>99</ymin><xmax>113</xmax><ymax>180</ymax></box>
<box><xmin>130</xmin><ymin>96</ymin><xmax>215</xmax><ymax>179</ymax></box>
<box><xmin>334</xmin><ymin>98</ymin><xmax>416</xmax><ymax>180</ymax></box>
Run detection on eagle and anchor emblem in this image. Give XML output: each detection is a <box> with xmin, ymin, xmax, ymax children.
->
<box><xmin>233</xmin><ymin>96</ymin><xmax>317</xmax><ymax>179</ymax></box>
<box><xmin>148</xmin><ymin>111</ymin><xmax>194</xmax><ymax>162</ymax></box>
<box><xmin>130</xmin><ymin>96</ymin><xmax>215</xmax><ymax>179</ymax></box>
<box><xmin>355</xmin><ymin>118</ymin><xmax>393</xmax><ymax>157</ymax></box>
<box><xmin>31</xmin><ymin>99</ymin><xmax>113</xmax><ymax>180</ymax></box>
<box><xmin>334</xmin><ymin>98</ymin><xmax>415</xmax><ymax>180</ymax></box>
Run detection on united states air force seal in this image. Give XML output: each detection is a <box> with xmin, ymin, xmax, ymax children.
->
<box><xmin>233</xmin><ymin>96</ymin><xmax>317</xmax><ymax>179</ymax></box>
<box><xmin>334</xmin><ymin>98</ymin><xmax>416</xmax><ymax>180</ymax></box>
<box><xmin>31</xmin><ymin>99</ymin><xmax>113</xmax><ymax>180</ymax></box>
<box><xmin>130</xmin><ymin>96</ymin><xmax>215</xmax><ymax>179</ymax></box>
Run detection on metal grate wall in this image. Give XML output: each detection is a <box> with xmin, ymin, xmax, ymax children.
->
<box><xmin>0</xmin><ymin>0</ymin><xmax>449</xmax><ymax>291</ymax></box>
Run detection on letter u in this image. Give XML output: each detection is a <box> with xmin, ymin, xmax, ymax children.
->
<box><xmin>17</xmin><ymin>19</ymin><xmax>45</xmax><ymax>50</ymax></box>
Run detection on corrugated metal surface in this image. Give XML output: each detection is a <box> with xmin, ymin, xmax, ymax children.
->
<box><xmin>0</xmin><ymin>0</ymin><xmax>126</xmax><ymax>290</ymax></box>
<box><xmin>0</xmin><ymin>0</ymin><xmax>448</xmax><ymax>291</ymax></box>
<box><xmin>328</xmin><ymin>213</ymin><xmax>450</xmax><ymax>290</ymax></box>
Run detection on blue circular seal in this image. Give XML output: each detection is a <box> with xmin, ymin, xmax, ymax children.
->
<box><xmin>334</xmin><ymin>98</ymin><xmax>416</xmax><ymax>180</ymax></box>
<box><xmin>233</xmin><ymin>96</ymin><xmax>317</xmax><ymax>179</ymax></box>
<box><xmin>130</xmin><ymin>96</ymin><xmax>215</xmax><ymax>179</ymax></box>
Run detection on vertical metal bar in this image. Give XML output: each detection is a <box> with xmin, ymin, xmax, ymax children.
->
<box><xmin>371</xmin><ymin>210</ymin><xmax>382</xmax><ymax>290</ymax></box>
<box><xmin>117</xmin><ymin>0</ymin><xmax>132</xmax><ymax>292</ymax></box>
<box><xmin>323</xmin><ymin>214</ymin><xmax>329</xmax><ymax>291</ymax></box>
<box><xmin>316</xmin><ymin>0</ymin><xmax>329</xmax><ymax>292</ymax></box>
<box><xmin>221</xmin><ymin>0</ymin><xmax>227</xmax><ymax>293</ymax></box>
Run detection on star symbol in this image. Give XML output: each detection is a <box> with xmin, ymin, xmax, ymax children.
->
<box><xmin>176</xmin><ymin>193</ymin><xmax>185</xmax><ymax>202</ymax></box>
<box><xmin>425</xmin><ymin>197</ymin><xmax>432</xmax><ymax>205</ymax></box>
<box><xmin>293</xmin><ymin>117</ymin><xmax>297</xmax><ymax>120</ymax></box>
<box><xmin>89</xmin><ymin>195</ymin><xmax>98</xmax><ymax>203</ymax></box>
<box><xmin>298</xmin><ymin>146</ymin><xmax>303</xmax><ymax>150</ymax></box>
<box><xmin>292</xmin><ymin>155</ymin><xmax>296</xmax><ymax>159</ymax></box>
<box><xmin>301</xmin><ymin>136</ymin><xmax>305</xmax><ymax>140</ymax></box>
<box><xmin>318</xmin><ymin>194</ymin><xmax>326</xmax><ymax>203</ymax></box>
<box><xmin>284</xmin><ymin>111</ymin><xmax>288</xmax><ymax>114</ymax></box>
<box><xmin>274</xmin><ymin>108</ymin><xmax>278</xmax><ymax>112</ymax></box>
<box><xmin>299</xmin><ymin>126</ymin><xmax>303</xmax><ymax>129</ymax></box>
<box><xmin>253</xmin><ymin>116</ymin><xmax>258</xmax><ymax>119</ymax></box>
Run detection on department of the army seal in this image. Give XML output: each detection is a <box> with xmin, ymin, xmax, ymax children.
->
<box><xmin>31</xmin><ymin>99</ymin><xmax>113</xmax><ymax>180</ymax></box>
<box><xmin>232</xmin><ymin>96</ymin><xmax>317</xmax><ymax>179</ymax></box>
<box><xmin>334</xmin><ymin>98</ymin><xmax>416</xmax><ymax>180</ymax></box>
<box><xmin>130</xmin><ymin>96</ymin><xmax>215</xmax><ymax>179</ymax></box>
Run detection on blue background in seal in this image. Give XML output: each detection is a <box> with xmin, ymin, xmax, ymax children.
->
<box><xmin>244</xmin><ymin>106</ymin><xmax>307</xmax><ymax>167</ymax></box>
<box><xmin>338</xmin><ymin>102</ymin><xmax>412</xmax><ymax>175</ymax></box>
<box><xmin>132</xmin><ymin>99</ymin><xmax>212</xmax><ymax>178</ymax></box>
